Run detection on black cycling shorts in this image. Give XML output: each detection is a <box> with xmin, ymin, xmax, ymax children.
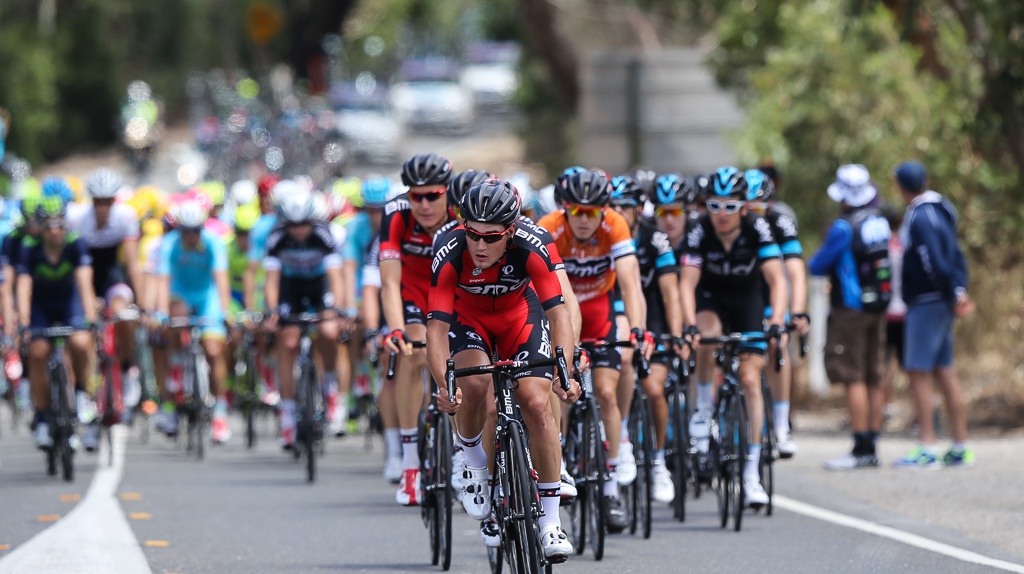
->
<box><xmin>279</xmin><ymin>275</ymin><xmax>332</xmax><ymax>320</ymax></box>
<box><xmin>696</xmin><ymin>287</ymin><xmax>766</xmax><ymax>354</ymax></box>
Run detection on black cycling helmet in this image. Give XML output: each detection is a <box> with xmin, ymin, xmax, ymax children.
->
<box><xmin>560</xmin><ymin>169</ymin><xmax>610</xmax><ymax>207</ymax></box>
<box><xmin>447</xmin><ymin>169</ymin><xmax>492</xmax><ymax>206</ymax></box>
<box><xmin>693</xmin><ymin>172</ymin><xmax>712</xmax><ymax>204</ymax></box>
<box><xmin>710</xmin><ymin>166</ymin><xmax>748</xmax><ymax>200</ymax></box>
<box><xmin>554</xmin><ymin>166</ymin><xmax>586</xmax><ymax>206</ymax></box>
<box><xmin>460</xmin><ymin>179</ymin><xmax>521</xmax><ymax>228</ymax></box>
<box><xmin>610</xmin><ymin>174</ymin><xmax>645</xmax><ymax>207</ymax></box>
<box><xmin>401</xmin><ymin>153</ymin><xmax>453</xmax><ymax>187</ymax></box>
<box><xmin>653</xmin><ymin>173</ymin><xmax>694</xmax><ymax>206</ymax></box>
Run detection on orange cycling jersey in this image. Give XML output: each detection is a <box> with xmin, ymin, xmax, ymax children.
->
<box><xmin>537</xmin><ymin>208</ymin><xmax>635</xmax><ymax>302</ymax></box>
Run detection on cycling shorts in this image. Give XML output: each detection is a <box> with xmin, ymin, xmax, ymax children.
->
<box><xmin>580</xmin><ymin>292</ymin><xmax>621</xmax><ymax>371</ymax></box>
<box><xmin>279</xmin><ymin>275</ymin><xmax>333</xmax><ymax>322</ymax></box>
<box><xmin>449</xmin><ymin>290</ymin><xmax>554</xmax><ymax>381</ymax></box>
<box><xmin>173</xmin><ymin>287</ymin><xmax>226</xmax><ymax>339</ymax></box>
<box><xmin>105</xmin><ymin>282</ymin><xmax>135</xmax><ymax>306</ymax></box>
<box><xmin>30</xmin><ymin>293</ymin><xmax>86</xmax><ymax>331</ymax></box>
<box><xmin>696</xmin><ymin>288</ymin><xmax>766</xmax><ymax>354</ymax></box>
<box><xmin>402</xmin><ymin>283</ymin><xmax>428</xmax><ymax>326</ymax></box>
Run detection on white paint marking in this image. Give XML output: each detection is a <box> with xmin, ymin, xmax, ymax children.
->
<box><xmin>774</xmin><ymin>495</ymin><xmax>1024</xmax><ymax>573</ymax></box>
<box><xmin>0</xmin><ymin>426</ymin><xmax>152</xmax><ymax>574</ymax></box>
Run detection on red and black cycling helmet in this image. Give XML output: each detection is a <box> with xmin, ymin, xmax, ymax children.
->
<box><xmin>560</xmin><ymin>169</ymin><xmax>611</xmax><ymax>207</ymax></box>
<box><xmin>460</xmin><ymin>179</ymin><xmax>521</xmax><ymax>228</ymax></box>
<box><xmin>447</xmin><ymin>169</ymin><xmax>493</xmax><ymax>206</ymax></box>
<box><xmin>401</xmin><ymin>153</ymin><xmax>453</xmax><ymax>187</ymax></box>
<box><xmin>257</xmin><ymin>174</ymin><xmax>281</xmax><ymax>197</ymax></box>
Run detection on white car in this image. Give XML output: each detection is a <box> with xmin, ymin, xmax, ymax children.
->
<box><xmin>332</xmin><ymin>84</ymin><xmax>405</xmax><ymax>165</ymax></box>
<box><xmin>391</xmin><ymin>58</ymin><xmax>474</xmax><ymax>135</ymax></box>
<box><xmin>461</xmin><ymin>42</ymin><xmax>520</xmax><ymax>109</ymax></box>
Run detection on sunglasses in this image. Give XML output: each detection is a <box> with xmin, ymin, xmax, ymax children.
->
<box><xmin>94</xmin><ymin>198</ymin><xmax>116</xmax><ymax>207</ymax></box>
<box><xmin>655</xmin><ymin>206</ymin><xmax>685</xmax><ymax>218</ymax></box>
<box><xmin>180</xmin><ymin>227</ymin><xmax>203</xmax><ymax>235</ymax></box>
<box><xmin>42</xmin><ymin>220</ymin><xmax>66</xmax><ymax>230</ymax></box>
<box><xmin>706</xmin><ymin>200</ymin><xmax>745</xmax><ymax>214</ymax></box>
<box><xmin>409</xmin><ymin>190</ymin><xmax>446</xmax><ymax>203</ymax></box>
<box><xmin>565</xmin><ymin>204</ymin><xmax>604</xmax><ymax>218</ymax></box>
<box><xmin>286</xmin><ymin>221</ymin><xmax>311</xmax><ymax>228</ymax></box>
<box><xmin>465</xmin><ymin>226</ymin><xmax>512</xmax><ymax>244</ymax></box>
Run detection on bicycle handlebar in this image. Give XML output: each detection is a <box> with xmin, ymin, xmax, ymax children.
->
<box><xmin>444</xmin><ymin>346</ymin><xmax>571</xmax><ymax>408</ymax></box>
<box><xmin>386</xmin><ymin>340</ymin><xmax>427</xmax><ymax>380</ymax></box>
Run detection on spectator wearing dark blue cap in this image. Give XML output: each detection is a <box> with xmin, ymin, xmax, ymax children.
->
<box><xmin>892</xmin><ymin>160</ymin><xmax>975</xmax><ymax>469</ymax></box>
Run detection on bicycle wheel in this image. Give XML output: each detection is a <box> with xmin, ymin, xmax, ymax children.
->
<box><xmin>299</xmin><ymin>364</ymin><xmax>317</xmax><ymax>483</ymax></box>
<box><xmin>54</xmin><ymin>363</ymin><xmax>74</xmax><ymax>482</ymax></box>
<box><xmin>667</xmin><ymin>383</ymin><xmax>688</xmax><ymax>521</ymax></box>
<box><xmin>583</xmin><ymin>399</ymin><xmax>605</xmax><ymax>561</ymax></box>
<box><xmin>419</xmin><ymin>411</ymin><xmax>437</xmax><ymax>561</ymax></box>
<box><xmin>635</xmin><ymin>393</ymin><xmax>655</xmax><ymax>539</ymax></box>
<box><xmin>488</xmin><ymin>544</ymin><xmax>503</xmax><ymax>574</ymax></box>
<box><xmin>719</xmin><ymin>389</ymin><xmax>748</xmax><ymax>532</ymax></box>
<box><xmin>191</xmin><ymin>357</ymin><xmax>205</xmax><ymax>461</ymax></box>
<box><xmin>435</xmin><ymin>413</ymin><xmax>453</xmax><ymax>571</ymax></box>
<box><xmin>760</xmin><ymin>378</ymin><xmax>775</xmax><ymax>516</ymax></box>
<box><xmin>563</xmin><ymin>406</ymin><xmax>585</xmax><ymax>555</ymax></box>
<box><xmin>244</xmin><ymin>347</ymin><xmax>260</xmax><ymax>449</ymax></box>
<box><xmin>504</xmin><ymin>422</ymin><xmax>543</xmax><ymax>574</ymax></box>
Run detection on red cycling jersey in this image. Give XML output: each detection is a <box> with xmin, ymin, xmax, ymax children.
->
<box><xmin>379</xmin><ymin>194</ymin><xmax>453</xmax><ymax>320</ymax></box>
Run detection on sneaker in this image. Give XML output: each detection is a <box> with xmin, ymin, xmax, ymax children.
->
<box><xmin>604</xmin><ymin>495</ymin><xmax>628</xmax><ymax>533</ymax></box>
<box><xmin>539</xmin><ymin>523</ymin><xmax>572</xmax><ymax>563</ymax></box>
<box><xmin>776</xmin><ymin>432</ymin><xmax>798</xmax><ymax>459</ymax></box>
<box><xmin>396</xmin><ymin>468</ymin><xmax>421</xmax><ymax>506</ymax></box>
<box><xmin>942</xmin><ymin>447</ymin><xmax>976</xmax><ymax>468</ymax></box>
<box><xmin>480</xmin><ymin>514</ymin><xmax>501</xmax><ymax>548</ymax></box>
<box><xmin>616</xmin><ymin>441</ymin><xmax>637</xmax><ymax>486</ymax></box>
<box><xmin>383</xmin><ymin>455</ymin><xmax>403</xmax><ymax>484</ymax></box>
<box><xmin>560</xmin><ymin>468</ymin><xmax>577</xmax><ymax>499</ymax></box>
<box><xmin>451</xmin><ymin>448</ymin><xmax>466</xmax><ymax>491</ymax></box>
<box><xmin>892</xmin><ymin>447</ymin><xmax>940</xmax><ymax>470</ymax></box>
<box><xmin>211</xmin><ymin>412</ymin><xmax>231</xmax><ymax>444</ymax></box>
<box><xmin>82</xmin><ymin>422</ymin><xmax>100</xmax><ymax>453</ymax></box>
<box><xmin>823</xmin><ymin>452</ymin><xmax>880</xmax><ymax>470</ymax></box>
<box><xmin>34</xmin><ymin>421</ymin><xmax>53</xmax><ymax>450</ymax></box>
<box><xmin>652</xmin><ymin>462</ymin><xmax>675</xmax><ymax>503</ymax></box>
<box><xmin>744</xmin><ymin>478</ymin><xmax>769</xmax><ymax>508</ymax></box>
<box><xmin>461</xmin><ymin>466</ymin><xmax>490</xmax><ymax>520</ymax></box>
<box><xmin>155</xmin><ymin>409</ymin><xmax>179</xmax><ymax>437</ymax></box>
<box><xmin>688</xmin><ymin>406</ymin><xmax>712</xmax><ymax>439</ymax></box>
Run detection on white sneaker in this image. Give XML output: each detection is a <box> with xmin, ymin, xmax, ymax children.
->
<box><xmin>82</xmin><ymin>422</ymin><xmax>100</xmax><ymax>453</ymax></box>
<box><xmin>76</xmin><ymin>390</ymin><xmax>96</xmax><ymax>424</ymax></box>
<box><xmin>383</xmin><ymin>455</ymin><xmax>403</xmax><ymax>484</ymax></box>
<box><xmin>560</xmin><ymin>468</ymin><xmax>577</xmax><ymax>499</ymax></box>
<box><xmin>480</xmin><ymin>514</ymin><xmax>501</xmax><ymax>548</ymax></box>
<box><xmin>461</xmin><ymin>466</ymin><xmax>490</xmax><ymax>520</ymax></box>
<box><xmin>539</xmin><ymin>523</ymin><xmax>572</xmax><ymax>563</ymax></box>
<box><xmin>451</xmin><ymin>448</ymin><xmax>466</xmax><ymax>491</ymax></box>
<box><xmin>688</xmin><ymin>406</ymin><xmax>712</xmax><ymax>439</ymax></box>
<box><xmin>616</xmin><ymin>441</ymin><xmax>637</xmax><ymax>485</ymax></box>
<box><xmin>652</xmin><ymin>462</ymin><xmax>675</xmax><ymax>503</ymax></box>
<box><xmin>34</xmin><ymin>421</ymin><xmax>53</xmax><ymax>450</ymax></box>
<box><xmin>744</xmin><ymin>478</ymin><xmax>769</xmax><ymax>508</ymax></box>
<box><xmin>776</xmin><ymin>432</ymin><xmax>798</xmax><ymax>459</ymax></box>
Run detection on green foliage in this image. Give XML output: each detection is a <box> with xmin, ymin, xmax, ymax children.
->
<box><xmin>0</xmin><ymin>23</ymin><xmax>60</xmax><ymax>166</ymax></box>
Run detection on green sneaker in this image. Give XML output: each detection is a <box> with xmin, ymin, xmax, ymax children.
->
<box><xmin>942</xmin><ymin>447</ymin><xmax>976</xmax><ymax>467</ymax></box>
<box><xmin>892</xmin><ymin>446</ymin><xmax>939</xmax><ymax>469</ymax></box>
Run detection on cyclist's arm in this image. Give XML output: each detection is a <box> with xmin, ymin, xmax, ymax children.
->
<box><xmin>555</xmin><ymin>269</ymin><xmax>581</xmax><ymax>340</ymax></box>
<box><xmin>786</xmin><ymin>258</ymin><xmax>808</xmax><ymax>316</ymax></box>
<box><xmin>679</xmin><ymin>266</ymin><xmax>701</xmax><ymax>327</ymax></box>
<box><xmin>545</xmin><ymin>302</ymin><xmax>574</xmax><ymax>366</ymax></box>
<box><xmin>762</xmin><ymin>258</ymin><xmax>788</xmax><ymax>327</ymax></box>
<box><xmin>615</xmin><ymin>254</ymin><xmax>646</xmax><ymax>330</ymax></box>
<box><xmin>154</xmin><ymin>275</ymin><xmax>171</xmax><ymax>316</ymax></box>
<box><xmin>244</xmin><ymin>261</ymin><xmax>259</xmax><ymax>310</ymax></box>
<box><xmin>16</xmin><ymin>274</ymin><xmax>31</xmax><ymax>328</ymax></box>
<box><xmin>326</xmin><ymin>264</ymin><xmax>345</xmax><ymax>316</ymax></box>
<box><xmin>214</xmin><ymin>269</ymin><xmax>231</xmax><ymax>318</ymax></box>
<box><xmin>380</xmin><ymin>259</ymin><xmax>405</xmax><ymax>335</ymax></box>
<box><xmin>264</xmin><ymin>268</ymin><xmax>280</xmax><ymax>313</ymax></box>
<box><xmin>123</xmin><ymin>238</ymin><xmax>143</xmax><ymax>295</ymax></box>
<box><xmin>76</xmin><ymin>266</ymin><xmax>98</xmax><ymax>324</ymax></box>
<box><xmin>1</xmin><ymin>266</ymin><xmax>14</xmax><ymax>337</ymax></box>
<box><xmin>658</xmin><ymin>271</ymin><xmax>684</xmax><ymax>336</ymax></box>
<box><xmin>361</xmin><ymin>285</ymin><xmax>380</xmax><ymax>331</ymax></box>
<box><xmin>341</xmin><ymin>259</ymin><xmax>359</xmax><ymax>315</ymax></box>
<box><xmin>425</xmin><ymin>318</ymin><xmax>451</xmax><ymax>393</ymax></box>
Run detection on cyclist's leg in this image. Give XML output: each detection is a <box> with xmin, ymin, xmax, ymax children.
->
<box><xmin>106</xmin><ymin>284</ymin><xmax>138</xmax><ymax>367</ymax></box>
<box><xmin>612</xmin><ymin>307</ymin><xmax>637</xmax><ymax>484</ymax></box>
<box><xmin>395</xmin><ymin>320</ymin><xmax>426</xmax><ymax>494</ymax></box>
<box><xmin>643</xmin><ymin>361</ymin><xmax>670</xmax><ymax>453</ymax></box>
<box><xmin>692</xmin><ymin>306</ymin><xmax>722</xmax><ymax>453</ymax></box>
<box><xmin>450</xmin><ymin>333</ymin><xmax>492</xmax><ymax>520</ymax></box>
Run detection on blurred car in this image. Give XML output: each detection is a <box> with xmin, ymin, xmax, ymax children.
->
<box><xmin>461</xmin><ymin>42</ymin><xmax>520</xmax><ymax>110</ymax></box>
<box><xmin>330</xmin><ymin>82</ymin><xmax>405</xmax><ymax>165</ymax></box>
<box><xmin>391</xmin><ymin>57</ymin><xmax>474</xmax><ymax>135</ymax></box>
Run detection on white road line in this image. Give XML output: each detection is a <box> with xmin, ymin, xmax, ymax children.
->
<box><xmin>0</xmin><ymin>426</ymin><xmax>152</xmax><ymax>574</ymax></box>
<box><xmin>774</xmin><ymin>495</ymin><xmax>1024</xmax><ymax>573</ymax></box>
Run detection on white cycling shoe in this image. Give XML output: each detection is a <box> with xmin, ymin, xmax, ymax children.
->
<box><xmin>744</xmin><ymin>478</ymin><xmax>769</xmax><ymax>508</ymax></box>
<box><xmin>460</xmin><ymin>466</ymin><xmax>490</xmax><ymax>520</ymax></box>
<box><xmin>616</xmin><ymin>441</ymin><xmax>637</xmax><ymax>485</ymax></box>
<box><xmin>539</xmin><ymin>523</ymin><xmax>572</xmax><ymax>563</ymax></box>
<box><xmin>652</xmin><ymin>462</ymin><xmax>676</xmax><ymax>503</ymax></box>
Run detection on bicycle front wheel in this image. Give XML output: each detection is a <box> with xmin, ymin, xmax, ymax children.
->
<box><xmin>634</xmin><ymin>392</ymin><xmax>654</xmax><ymax>539</ymax></box>
<box><xmin>760</xmin><ymin>378</ymin><xmax>776</xmax><ymax>516</ymax></box>
<box><xmin>435</xmin><ymin>413</ymin><xmax>453</xmax><ymax>571</ymax></box>
<box><xmin>503</xmin><ymin>422</ymin><xmax>543</xmax><ymax>574</ymax></box>
<box><xmin>583</xmin><ymin>399</ymin><xmax>606</xmax><ymax>561</ymax></box>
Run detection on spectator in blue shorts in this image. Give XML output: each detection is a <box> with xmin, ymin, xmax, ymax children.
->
<box><xmin>892</xmin><ymin>161</ymin><xmax>975</xmax><ymax>469</ymax></box>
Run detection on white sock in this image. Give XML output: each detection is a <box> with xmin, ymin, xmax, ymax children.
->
<box><xmin>620</xmin><ymin>418</ymin><xmax>629</xmax><ymax>442</ymax></box>
<box><xmin>655</xmin><ymin>450</ymin><xmax>666</xmax><ymax>465</ymax></box>
<box><xmin>384</xmin><ymin>428</ymin><xmax>401</xmax><ymax>459</ymax></box>
<box><xmin>774</xmin><ymin>401</ymin><xmax>791</xmax><ymax>436</ymax></box>
<box><xmin>323</xmin><ymin>371</ymin><xmax>338</xmax><ymax>394</ymax></box>
<box><xmin>744</xmin><ymin>445</ymin><xmax>761</xmax><ymax>482</ymax></box>
<box><xmin>604</xmin><ymin>461</ymin><xmax>619</xmax><ymax>497</ymax></box>
<box><xmin>400</xmin><ymin>428</ymin><xmax>419</xmax><ymax>469</ymax></box>
<box><xmin>696</xmin><ymin>382</ymin><xmax>713</xmax><ymax>410</ymax></box>
<box><xmin>538</xmin><ymin>481</ymin><xmax>561</xmax><ymax>528</ymax></box>
<box><xmin>458</xmin><ymin>431</ymin><xmax>487</xmax><ymax>469</ymax></box>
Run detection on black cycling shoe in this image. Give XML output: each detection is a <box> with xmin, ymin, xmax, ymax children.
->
<box><xmin>604</xmin><ymin>495</ymin><xmax>629</xmax><ymax>534</ymax></box>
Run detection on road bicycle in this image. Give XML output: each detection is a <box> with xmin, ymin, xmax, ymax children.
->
<box><xmin>283</xmin><ymin>312</ymin><xmax>327</xmax><ymax>483</ymax></box>
<box><xmin>33</xmin><ymin>325</ymin><xmax>81</xmax><ymax>481</ymax></box>
<box><xmin>167</xmin><ymin>317</ymin><xmax>216</xmax><ymax>460</ymax></box>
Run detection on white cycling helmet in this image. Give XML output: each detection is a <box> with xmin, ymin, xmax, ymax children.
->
<box><xmin>311</xmin><ymin>192</ymin><xmax>332</xmax><ymax>222</ymax></box>
<box><xmin>175</xmin><ymin>200</ymin><xmax>209</xmax><ymax>230</ymax></box>
<box><xmin>270</xmin><ymin>178</ymin><xmax>302</xmax><ymax>206</ymax></box>
<box><xmin>278</xmin><ymin>189</ymin><xmax>315</xmax><ymax>223</ymax></box>
<box><xmin>87</xmin><ymin>168</ymin><xmax>124</xmax><ymax>199</ymax></box>
<box><xmin>230</xmin><ymin>180</ymin><xmax>257</xmax><ymax>207</ymax></box>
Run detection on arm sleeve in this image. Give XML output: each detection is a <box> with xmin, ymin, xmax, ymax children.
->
<box><xmin>426</xmin><ymin>259</ymin><xmax>458</xmax><ymax>323</ymax></box>
<box><xmin>210</xmin><ymin>235</ymin><xmax>228</xmax><ymax>272</ymax></box>
<box><xmin>15</xmin><ymin>244</ymin><xmax>31</xmax><ymax>276</ymax></box>
<box><xmin>651</xmin><ymin>229</ymin><xmax>679</xmax><ymax>276</ymax></box>
<box><xmin>156</xmin><ymin>235</ymin><xmax>174</xmax><ymax>277</ymax></box>
<box><xmin>73</xmin><ymin>239</ymin><xmax>92</xmax><ymax>268</ymax></box>
<box><xmin>680</xmin><ymin>219</ymin><xmax>705</xmax><ymax>268</ymax></box>
<box><xmin>808</xmin><ymin>220</ymin><xmax>852</xmax><ymax>276</ymax></box>
<box><xmin>379</xmin><ymin>201</ymin><xmax>409</xmax><ymax>261</ymax></box>
<box><xmin>527</xmin><ymin>250</ymin><xmax>565</xmax><ymax>310</ymax></box>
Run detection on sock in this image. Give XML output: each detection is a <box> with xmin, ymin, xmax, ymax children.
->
<box><xmin>280</xmin><ymin>399</ymin><xmax>295</xmax><ymax>416</ymax></box>
<box><xmin>654</xmin><ymin>449</ymin><xmax>666</xmax><ymax>465</ymax></box>
<box><xmin>537</xmin><ymin>481</ymin><xmax>561</xmax><ymax>528</ymax></box>
<box><xmin>384</xmin><ymin>428</ymin><xmax>401</xmax><ymax>459</ymax></box>
<box><xmin>852</xmin><ymin>432</ymin><xmax>869</xmax><ymax>456</ymax></box>
<box><xmin>952</xmin><ymin>442</ymin><xmax>968</xmax><ymax>452</ymax></box>
<box><xmin>323</xmin><ymin>371</ymin><xmax>338</xmax><ymax>395</ymax></box>
<box><xmin>920</xmin><ymin>443</ymin><xmax>937</xmax><ymax>455</ymax></box>
<box><xmin>696</xmin><ymin>382</ymin><xmax>713</xmax><ymax>410</ymax></box>
<box><xmin>400</xmin><ymin>428</ymin><xmax>419</xmax><ymax>469</ymax></box>
<box><xmin>458</xmin><ymin>430</ymin><xmax>487</xmax><ymax>469</ymax></box>
<box><xmin>213</xmin><ymin>398</ymin><xmax>228</xmax><ymax>415</ymax></box>
<box><xmin>620</xmin><ymin>417</ymin><xmax>630</xmax><ymax>443</ymax></box>
<box><xmin>604</xmin><ymin>460</ymin><xmax>619</xmax><ymax>497</ymax></box>
<box><xmin>868</xmin><ymin>431</ymin><xmax>880</xmax><ymax>456</ymax></box>
<box><xmin>774</xmin><ymin>401</ymin><xmax>791</xmax><ymax>436</ymax></box>
<box><xmin>744</xmin><ymin>445</ymin><xmax>761</xmax><ymax>482</ymax></box>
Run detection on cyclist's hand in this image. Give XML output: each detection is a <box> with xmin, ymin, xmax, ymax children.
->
<box><xmin>630</xmin><ymin>327</ymin><xmax>655</xmax><ymax>360</ymax></box>
<box><xmin>767</xmin><ymin>323</ymin><xmax>788</xmax><ymax>342</ymax></box>
<box><xmin>683</xmin><ymin>325</ymin><xmax>701</xmax><ymax>346</ymax></box>
<box><xmin>554</xmin><ymin>375</ymin><xmax>581</xmax><ymax>404</ymax></box>
<box><xmin>792</xmin><ymin>313</ymin><xmax>811</xmax><ymax>336</ymax></box>
<box><xmin>437</xmin><ymin>385</ymin><xmax>462</xmax><ymax>414</ymax></box>
<box><xmin>241</xmin><ymin>312</ymin><xmax>258</xmax><ymax>331</ymax></box>
<box><xmin>386</xmin><ymin>329</ymin><xmax>411</xmax><ymax>355</ymax></box>
<box><xmin>572</xmin><ymin>347</ymin><xmax>591</xmax><ymax>375</ymax></box>
<box><xmin>262</xmin><ymin>311</ymin><xmax>279</xmax><ymax>331</ymax></box>
<box><xmin>673</xmin><ymin>335</ymin><xmax>692</xmax><ymax>361</ymax></box>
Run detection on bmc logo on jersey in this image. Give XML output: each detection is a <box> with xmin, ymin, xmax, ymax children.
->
<box><xmin>563</xmin><ymin>258</ymin><xmax>612</xmax><ymax>278</ymax></box>
<box><xmin>514</xmin><ymin>228</ymin><xmax>550</xmax><ymax>257</ymax></box>
<box><xmin>404</xmin><ymin>243</ymin><xmax>433</xmax><ymax>257</ymax></box>
<box><xmin>385</xmin><ymin>199</ymin><xmax>409</xmax><ymax>216</ymax></box>
<box><xmin>462</xmin><ymin>280</ymin><xmax>527</xmax><ymax>296</ymax></box>
<box><xmin>432</xmin><ymin>236</ymin><xmax>459</xmax><ymax>273</ymax></box>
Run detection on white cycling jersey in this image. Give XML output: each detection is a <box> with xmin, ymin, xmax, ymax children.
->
<box><xmin>67</xmin><ymin>202</ymin><xmax>141</xmax><ymax>248</ymax></box>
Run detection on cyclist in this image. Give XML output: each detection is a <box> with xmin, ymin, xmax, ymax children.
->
<box><xmin>380</xmin><ymin>152</ymin><xmax>455</xmax><ymax>506</ymax></box>
<box><xmin>67</xmin><ymin>168</ymin><xmax>144</xmax><ymax>450</ymax></box>
<box><xmin>151</xmin><ymin>200</ymin><xmax>233</xmax><ymax>444</ymax></box>
<box><xmin>745</xmin><ymin>168</ymin><xmax>810</xmax><ymax>458</ymax></box>
<box><xmin>261</xmin><ymin>190</ymin><xmax>344</xmax><ymax>449</ymax></box>
<box><xmin>610</xmin><ymin>173</ymin><xmax>682</xmax><ymax>503</ymax></box>
<box><xmin>226</xmin><ymin>203</ymin><xmax>261</xmax><ymax>392</ymax></box>
<box><xmin>678</xmin><ymin>166</ymin><xmax>789</xmax><ymax>508</ymax></box>
<box><xmin>3</xmin><ymin>190</ymin><xmax>43</xmax><ymax>343</ymax></box>
<box><xmin>428</xmin><ymin>180</ymin><xmax>580</xmax><ymax>560</ymax></box>
<box><xmin>244</xmin><ymin>174</ymin><xmax>282</xmax><ymax>311</ymax></box>
<box><xmin>536</xmin><ymin>168</ymin><xmax>651</xmax><ymax>533</ymax></box>
<box><xmin>17</xmin><ymin>197</ymin><xmax>98</xmax><ymax>450</ymax></box>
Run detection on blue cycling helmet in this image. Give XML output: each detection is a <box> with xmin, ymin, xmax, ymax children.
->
<box><xmin>610</xmin><ymin>174</ymin><xmax>645</xmax><ymax>207</ymax></box>
<box><xmin>744</xmin><ymin>168</ymin><xmax>775</xmax><ymax>202</ymax></box>
<box><xmin>362</xmin><ymin>175</ymin><xmax>390</xmax><ymax>208</ymax></box>
<box><xmin>711</xmin><ymin>166</ymin><xmax>748</xmax><ymax>200</ymax></box>
<box><xmin>653</xmin><ymin>173</ymin><xmax>693</xmax><ymax>206</ymax></box>
<box><xmin>42</xmin><ymin>176</ymin><xmax>74</xmax><ymax>206</ymax></box>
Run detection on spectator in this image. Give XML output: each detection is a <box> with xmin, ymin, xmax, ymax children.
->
<box><xmin>810</xmin><ymin>164</ymin><xmax>891</xmax><ymax>470</ymax></box>
<box><xmin>879</xmin><ymin>203</ymin><xmax>906</xmax><ymax>424</ymax></box>
<box><xmin>891</xmin><ymin>160</ymin><xmax>975</xmax><ymax>469</ymax></box>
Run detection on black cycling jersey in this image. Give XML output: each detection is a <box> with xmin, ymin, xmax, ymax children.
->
<box><xmin>633</xmin><ymin>217</ymin><xmax>678</xmax><ymax>335</ymax></box>
<box><xmin>680</xmin><ymin>212</ymin><xmax>781</xmax><ymax>293</ymax></box>
<box><xmin>264</xmin><ymin>220</ymin><xmax>340</xmax><ymax>280</ymax></box>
